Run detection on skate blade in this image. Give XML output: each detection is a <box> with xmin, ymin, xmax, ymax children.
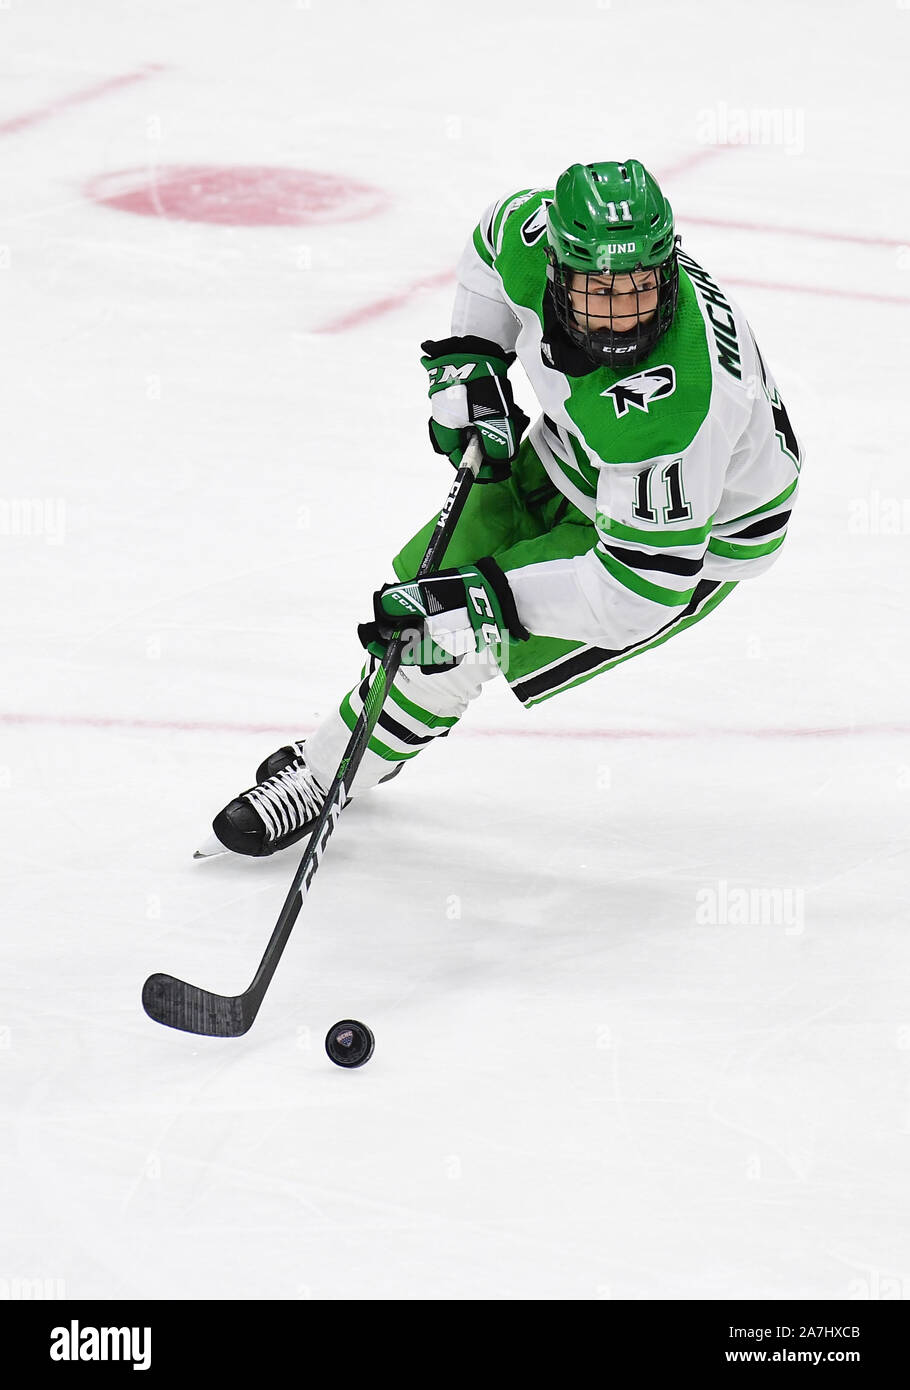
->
<box><xmin>193</xmin><ymin>832</ymin><xmax>228</xmax><ymax>860</ymax></box>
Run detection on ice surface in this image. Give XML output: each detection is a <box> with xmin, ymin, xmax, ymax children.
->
<box><xmin>1</xmin><ymin>0</ymin><xmax>909</xmax><ymax>1301</ymax></box>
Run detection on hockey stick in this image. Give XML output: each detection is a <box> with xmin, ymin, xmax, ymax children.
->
<box><xmin>142</xmin><ymin>433</ymin><xmax>484</xmax><ymax>1036</ymax></box>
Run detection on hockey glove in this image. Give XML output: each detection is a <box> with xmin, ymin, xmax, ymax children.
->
<box><xmin>421</xmin><ymin>336</ymin><xmax>529</xmax><ymax>483</ymax></box>
<box><xmin>358</xmin><ymin>557</ymin><xmax>530</xmax><ymax>671</ymax></box>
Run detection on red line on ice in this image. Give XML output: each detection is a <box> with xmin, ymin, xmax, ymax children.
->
<box><xmin>655</xmin><ymin>147</ymin><xmax>732</xmax><ymax>180</ymax></box>
<box><xmin>0</xmin><ymin>65</ymin><xmax>166</xmax><ymax>136</ymax></box>
<box><xmin>314</xmin><ymin>145</ymin><xmax>910</xmax><ymax>331</ymax></box>
<box><xmin>315</xmin><ymin>266</ymin><xmax>910</xmax><ymax>333</ymax></box>
<box><xmin>313</xmin><ymin>149</ymin><xmax>732</xmax><ymax>335</ymax></box>
<box><xmin>725</xmin><ymin>276</ymin><xmax>910</xmax><ymax>307</ymax></box>
<box><xmin>316</xmin><ymin>270</ymin><xmax>456</xmax><ymax>335</ymax></box>
<box><xmin>677</xmin><ymin>212</ymin><xmax>909</xmax><ymax>251</ymax></box>
<box><xmin>1</xmin><ymin>712</ymin><xmax>907</xmax><ymax>741</ymax></box>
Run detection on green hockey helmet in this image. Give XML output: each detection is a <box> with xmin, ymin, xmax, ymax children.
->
<box><xmin>545</xmin><ymin>159</ymin><xmax>679</xmax><ymax>369</ymax></box>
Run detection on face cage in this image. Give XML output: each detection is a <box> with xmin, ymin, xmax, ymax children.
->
<box><xmin>547</xmin><ymin>248</ymin><xmax>679</xmax><ymax>370</ymax></box>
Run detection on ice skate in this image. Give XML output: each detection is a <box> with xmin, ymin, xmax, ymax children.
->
<box><xmin>195</xmin><ymin>740</ymin><xmax>403</xmax><ymax>859</ymax></box>
<box><xmin>198</xmin><ymin>745</ymin><xmax>329</xmax><ymax>859</ymax></box>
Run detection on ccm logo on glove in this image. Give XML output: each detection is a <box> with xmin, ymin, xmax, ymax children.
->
<box><xmin>358</xmin><ymin>559</ymin><xmax>529</xmax><ymax>672</ymax></box>
<box><xmin>420</xmin><ymin>336</ymin><xmax>530</xmax><ymax>483</ymax></box>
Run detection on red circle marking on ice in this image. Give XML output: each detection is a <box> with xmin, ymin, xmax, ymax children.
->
<box><xmin>85</xmin><ymin>165</ymin><xmax>388</xmax><ymax>227</ymax></box>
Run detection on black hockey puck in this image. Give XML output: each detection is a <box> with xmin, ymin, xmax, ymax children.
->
<box><xmin>325</xmin><ymin>1019</ymin><xmax>375</xmax><ymax>1068</ymax></box>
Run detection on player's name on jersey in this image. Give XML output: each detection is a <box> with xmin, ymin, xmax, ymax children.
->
<box><xmin>677</xmin><ymin>249</ymin><xmax>742</xmax><ymax>381</ymax></box>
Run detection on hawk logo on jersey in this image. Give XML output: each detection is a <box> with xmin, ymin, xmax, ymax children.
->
<box><xmin>520</xmin><ymin>201</ymin><xmax>552</xmax><ymax>246</ymax></box>
<box><xmin>601</xmin><ymin>365</ymin><xmax>676</xmax><ymax>418</ymax></box>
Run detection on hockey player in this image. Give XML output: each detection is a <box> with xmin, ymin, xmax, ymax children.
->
<box><xmin>203</xmin><ymin>159</ymin><xmax>802</xmax><ymax>857</ymax></box>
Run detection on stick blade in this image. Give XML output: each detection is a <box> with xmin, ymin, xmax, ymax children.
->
<box><xmin>142</xmin><ymin>972</ymin><xmax>253</xmax><ymax>1037</ymax></box>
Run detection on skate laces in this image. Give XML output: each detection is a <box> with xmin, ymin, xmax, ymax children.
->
<box><xmin>243</xmin><ymin>760</ymin><xmax>325</xmax><ymax>841</ymax></box>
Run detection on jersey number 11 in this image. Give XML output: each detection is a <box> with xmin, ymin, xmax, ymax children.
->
<box><xmin>632</xmin><ymin>459</ymin><xmax>692</xmax><ymax>524</ymax></box>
